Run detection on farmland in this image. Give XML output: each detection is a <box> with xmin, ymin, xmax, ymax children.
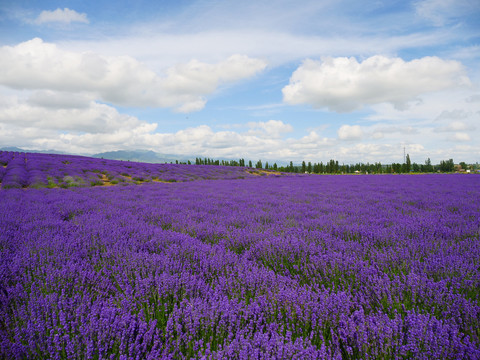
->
<box><xmin>1</xmin><ymin>152</ymin><xmax>479</xmax><ymax>359</ymax></box>
<box><xmin>0</xmin><ymin>152</ymin><xmax>278</xmax><ymax>189</ymax></box>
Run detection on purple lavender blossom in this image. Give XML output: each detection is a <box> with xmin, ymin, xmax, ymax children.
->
<box><xmin>0</xmin><ymin>151</ymin><xmax>479</xmax><ymax>359</ymax></box>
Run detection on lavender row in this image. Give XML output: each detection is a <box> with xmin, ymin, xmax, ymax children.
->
<box><xmin>0</xmin><ymin>151</ymin><xmax>283</xmax><ymax>189</ymax></box>
<box><xmin>1</xmin><ymin>174</ymin><xmax>479</xmax><ymax>358</ymax></box>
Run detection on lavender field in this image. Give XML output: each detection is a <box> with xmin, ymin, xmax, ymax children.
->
<box><xmin>0</xmin><ymin>151</ymin><xmax>276</xmax><ymax>190</ymax></box>
<box><xmin>1</xmin><ymin>152</ymin><xmax>480</xmax><ymax>359</ymax></box>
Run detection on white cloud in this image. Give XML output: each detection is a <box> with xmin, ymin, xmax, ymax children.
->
<box><xmin>27</xmin><ymin>90</ymin><xmax>92</xmax><ymax>109</ymax></box>
<box><xmin>35</xmin><ymin>8</ymin><xmax>89</xmax><ymax>25</ymax></box>
<box><xmin>246</xmin><ymin>120</ymin><xmax>293</xmax><ymax>138</ymax></box>
<box><xmin>282</xmin><ymin>56</ymin><xmax>470</xmax><ymax>112</ymax></box>
<box><xmin>338</xmin><ymin>125</ymin><xmax>363</xmax><ymax>140</ymax></box>
<box><xmin>373</xmin><ymin>125</ymin><xmax>419</xmax><ymax>136</ymax></box>
<box><xmin>160</xmin><ymin>54</ymin><xmax>267</xmax><ymax>111</ymax></box>
<box><xmin>414</xmin><ymin>0</ymin><xmax>474</xmax><ymax>26</ymax></box>
<box><xmin>0</xmin><ymin>94</ymin><xmax>148</xmax><ymax>134</ymax></box>
<box><xmin>435</xmin><ymin>109</ymin><xmax>469</xmax><ymax>121</ymax></box>
<box><xmin>367</xmin><ymin>90</ymin><xmax>480</xmax><ymax>124</ymax></box>
<box><xmin>366</xmin><ymin>89</ymin><xmax>480</xmax><ymax>150</ymax></box>
<box><xmin>435</xmin><ymin>121</ymin><xmax>475</xmax><ymax>132</ymax></box>
<box><xmin>56</xmin><ymin>0</ymin><xmax>478</xmax><ymax>71</ymax></box>
<box><xmin>452</xmin><ymin>132</ymin><xmax>471</xmax><ymax>142</ymax></box>
<box><xmin>0</xmin><ymin>96</ymin><xmax>320</xmax><ymax>160</ymax></box>
<box><xmin>0</xmin><ymin>38</ymin><xmax>267</xmax><ymax>112</ymax></box>
<box><xmin>2</xmin><ymin>102</ymin><xmax>478</xmax><ymax>163</ymax></box>
<box><xmin>61</xmin><ymin>30</ymin><xmax>455</xmax><ymax>73</ymax></box>
<box><xmin>3</xmin><ymin>85</ymin><xmax>477</xmax><ymax>163</ymax></box>
<box><xmin>466</xmin><ymin>94</ymin><xmax>480</xmax><ymax>103</ymax></box>
<box><xmin>174</xmin><ymin>100</ymin><xmax>207</xmax><ymax>114</ymax></box>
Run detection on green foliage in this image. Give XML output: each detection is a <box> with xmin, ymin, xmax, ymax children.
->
<box><xmin>439</xmin><ymin>159</ymin><xmax>454</xmax><ymax>172</ymax></box>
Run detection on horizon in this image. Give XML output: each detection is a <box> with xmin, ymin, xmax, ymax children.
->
<box><xmin>2</xmin><ymin>146</ymin><xmax>476</xmax><ymax>168</ymax></box>
<box><xmin>1</xmin><ymin>0</ymin><xmax>479</xmax><ymax>164</ymax></box>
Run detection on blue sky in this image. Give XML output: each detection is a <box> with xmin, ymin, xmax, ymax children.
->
<box><xmin>0</xmin><ymin>0</ymin><xmax>479</xmax><ymax>164</ymax></box>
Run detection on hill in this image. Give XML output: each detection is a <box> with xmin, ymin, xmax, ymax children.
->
<box><xmin>0</xmin><ymin>150</ymin><xmax>283</xmax><ymax>189</ymax></box>
<box><xmin>92</xmin><ymin>149</ymin><xmax>190</xmax><ymax>163</ymax></box>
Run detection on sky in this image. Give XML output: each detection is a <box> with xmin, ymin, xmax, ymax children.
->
<box><xmin>0</xmin><ymin>0</ymin><xmax>479</xmax><ymax>164</ymax></box>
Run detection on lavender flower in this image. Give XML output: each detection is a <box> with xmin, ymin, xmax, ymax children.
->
<box><xmin>0</xmin><ymin>151</ymin><xmax>479</xmax><ymax>359</ymax></box>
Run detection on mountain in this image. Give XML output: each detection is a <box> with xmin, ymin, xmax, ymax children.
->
<box><xmin>0</xmin><ymin>147</ymin><xmax>66</xmax><ymax>154</ymax></box>
<box><xmin>0</xmin><ymin>147</ymin><xmax>191</xmax><ymax>163</ymax></box>
<box><xmin>0</xmin><ymin>146</ymin><xmax>24</xmax><ymax>152</ymax></box>
<box><xmin>1</xmin><ymin>147</ymin><xmax>286</xmax><ymax>166</ymax></box>
<box><xmin>92</xmin><ymin>150</ymin><xmax>192</xmax><ymax>163</ymax></box>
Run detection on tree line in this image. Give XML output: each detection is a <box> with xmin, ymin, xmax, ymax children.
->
<box><xmin>171</xmin><ymin>155</ymin><xmax>473</xmax><ymax>174</ymax></box>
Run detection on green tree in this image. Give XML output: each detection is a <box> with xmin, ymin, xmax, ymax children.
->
<box><xmin>406</xmin><ymin>153</ymin><xmax>411</xmax><ymax>172</ymax></box>
<box><xmin>301</xmin><ymin>161</ymin><xmax>306</xmax><ymax>173</ymax></box>
<box><xmin>319</xmin><ymin>162</ymin><xmax>325</xmax><ymax>173</ymax></box>
<box><xmin>439</xmin><ymin>159</ymin><xmax>454</xmax><ymax>172</ymax></box>
<box><xmin>424</xmin><ymin>158</ymin><xmax>433</xmax><ymax>172</ymax></box>
<box><xmin>392</xmin><ymin>163</ymin><xmax>401</xmax><ymax>173</ymax></box>
<box><xmin>326</xmin><ymin>159</ymin><xmax>337</xmax><ymax>174</ymax></box>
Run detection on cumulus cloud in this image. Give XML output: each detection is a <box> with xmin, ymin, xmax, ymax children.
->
<box><xmin>2</xmin><ymin>103</ymin><xmax>478</xmax><ymax>163</ymax></box>
<box><xmin>435</xmin><ymin>109</ymin><xmax>469</xmax><ymax>121</ymax></box>
<box><xmin>282</xmin><ymin>55</ymin><xmax>470</xmax><ymax>112</ymax></box>
<box><xmin>174</xmin><ymin>100</ymin><xmax>207</xmax><ymax>114</ymax></box>
<box><xmin>6</xmin><ymin>86</ymin><xmax>475</xmax><ymax>162</ymax></box>
<box><xmin>0</xmin><ymin>94</ymin><xmax>149</xmax><ymax>134</ymax></box>
<box><xmin>452</xmin><ymin>132</ymin><xmax>471</xmax><ymax>142</ymax></box>
<box><xmin>434</xmin><ymin>121</ymin><xmax>475</xmax><ymax>132</ymax></box>
<box><xmin>466</xmin><ymin>94</ymin><xmax>480</xmax><ymax>103</ymax></box>
<box><xmin>428</xmin><ymin>105</ymin><xmax>478</xmax><ymax>141</ymax></box>
<box><xmin>366</xmin><ymin>125</ymin><xmax>419</xmax><ymax>142</ymax></box>
<box><xmin>246</xmin><ymin>120</ymin><xmax>293</xmax><ymax>138</ymax></box>
<box><xmin>27</xmin><ymin>90</ymin><xmax>92</xmax><ymax>109</ymax></box>
<box><xmin>35</xmin><ymin>8</ymin><xmax>89</xmax><ymax>25</ymax></box>
<box><xmin>0</xmin><ymin>38</ymin><xmax>267</xmax><ymax>112</ymax></box>
<box><xmin>362</xmin><ymin>89</ymin><xmax>479</xmax><ymax>160</ymax></box>
<box><xmin>0</xmin><ymin>96</ymin><xmax>322</xmax><ymax>160</ymax></box>
<box><xmin>0</xmin><ymin>92</ymin><xmax>289</xmax><ymax>157</ymax></box>
<box><xmin>338</xmin><ymin>143</ymin><xmax>420</xmax><ymax>162</ymax></box>
<box><xmin>338</xmin><ymin>125</ymin><xmax>363</xmax><ymax>141</ymax></box>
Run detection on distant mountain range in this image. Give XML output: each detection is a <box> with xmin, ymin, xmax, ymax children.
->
<box><xmin>0</xmin><ymin>147</ymin><xmax>192</xmax><ymax>164</ymax></box>
<box><xmin>0</xmin><ymin>147</ymin><xmax>288</xmax><ymax>165</ymax></box>
<box><xmin>0</xmin><ymin>146</ymin><xmax>66</xmax><ymax>155</ymax></box>
<box><xmin>92</xmin><ymin>150</ymin><xmax>192</xmax><ymax>163</ymax></box>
